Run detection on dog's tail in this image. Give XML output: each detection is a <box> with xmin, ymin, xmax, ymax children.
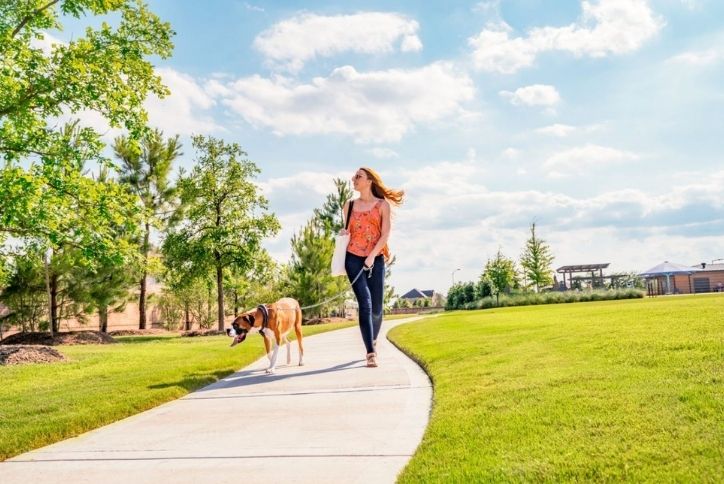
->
<box><xmin>294</xmin><ymin>303</ymin><xmax>304</xmax><ymax>359</ymax></box>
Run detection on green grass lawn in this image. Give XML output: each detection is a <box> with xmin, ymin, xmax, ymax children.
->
<box><xmin>0</xmin><ymin>321</ymin><xmax>353</xmax><ymax>461</ymax></box>
<box><xmin>388</xmin><ymin>294</ymin><xmax>724</xmax><ymax>482</ymax></box>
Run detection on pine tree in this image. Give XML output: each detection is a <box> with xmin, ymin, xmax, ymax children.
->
<box><xmin>520</xmin><ymin>223</ymin><xmax>554</xmax><ymax>292</ymax></box>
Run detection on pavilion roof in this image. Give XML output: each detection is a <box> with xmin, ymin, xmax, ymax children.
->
<box><xmin>640</xmin><ymin>261</ymin><xmax>702</xmax><ymax>277</ymax></box>
<box><xmin>556</xmin><ymin>264</ymin><xmax>610</xmax><ymax>273</ymax></box>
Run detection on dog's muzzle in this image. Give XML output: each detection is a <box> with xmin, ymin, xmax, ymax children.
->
<box><xmin>226</xmin><ymin>323</ymin><xmax>248</xmax><ymax>346</ymax></box>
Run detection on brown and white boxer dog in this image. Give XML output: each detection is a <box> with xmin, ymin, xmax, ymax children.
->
<box><xmin>226</xmin><ymin>297</ymin><xmax>304</xmax><ymax>374</ymax></box>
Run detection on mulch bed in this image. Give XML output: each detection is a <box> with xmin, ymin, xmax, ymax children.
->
<box><xmin>0</xmin><ymin>331</ymin><xmax>116</xmax><ymax>346</ymax></box>
<box><xmin>303</xmin><ymin>317</ymin><xmax>353</xmax><ymax>325</ymax></box>
<box><xmin>108</xmin><ymin>329</ymin><xmax>169</xmax><ymax>336</ymax></box>
<box><xmin>180</xmin><ymin>329</ymin><xmax>226</xmax><ymax>337</ymax></box>
<box><xmin>0</xmin><ymin>345</ymin><xmax>66</xmax><ymax>365</ymax></box>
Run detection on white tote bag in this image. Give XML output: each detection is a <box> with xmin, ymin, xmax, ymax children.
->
<box><xmin>331</xmin><ymin>201</ymin><xmax>354</xmax><ymax>276</ymax></box>
<box><xmin>331</xmin><ymin>232</ymin><xmax>349</xmax><ymax>276</ymax></box>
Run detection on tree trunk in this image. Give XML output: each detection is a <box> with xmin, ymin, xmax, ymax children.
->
<box><xmin>139</xmin><ymin>221</ymin><xmax>150</xmax><ymax>330</ymax></box>
<box><xmin>233</xmin><ymin>292</ymin><xmax>238</xmax><ymax>317</ymax></box>
<box><xmin>50</xmin><ymin>273</ymin><xmax>59</xmax><ymax>333</ymax></box>
<box><xmin>216</xmin><ymin>258</ymin><xmax>224</xmax><ymax>331</ymax></box>
<box><xmin>184</xmin><ymin>303</ymin><xmax>191</xmax><ymax>331</ymax></box>
<box><xmin>99</xmin><ymin>306</ymin><xmax>108</xmax><ymax>333</ymax></box>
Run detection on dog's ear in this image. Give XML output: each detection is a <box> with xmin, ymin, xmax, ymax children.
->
<box><xmin>243</xmin><ymin>314</ymin><xmax>255</xmax><ymax>327</ymax></box>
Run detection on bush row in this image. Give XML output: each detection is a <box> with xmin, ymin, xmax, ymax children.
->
<box><xmin>456</xmin><ymin>289</ymin><xmax>645</xmax><ymax>310</ymax></box>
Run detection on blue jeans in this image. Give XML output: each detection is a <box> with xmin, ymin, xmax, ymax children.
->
<box><xmin>345</xmin><ymin>252</ymin><xmax>385</xmax><ymax>354</ymax></box>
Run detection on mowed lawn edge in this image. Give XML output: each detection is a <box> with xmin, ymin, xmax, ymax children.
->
<box><xmin>388</xmin><ymin>295</ymin><xmax>724</xmax><ymax>482</ymax></box>
<box><xmin>0</xmin><ymin>321</ymin><xmax>354</xmax><ymax>461</ymax></box>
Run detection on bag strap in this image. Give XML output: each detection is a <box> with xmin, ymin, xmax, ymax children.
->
<box><xmin>344</xmin><ymin>200</ymin><xmax>354</xmax><ymax>230</ymax></box>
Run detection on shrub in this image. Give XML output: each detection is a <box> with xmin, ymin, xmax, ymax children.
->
<box><xmin>447</xmin><ymin>289</ymin><xmax>645</xmax><ymax>311</ymax></box>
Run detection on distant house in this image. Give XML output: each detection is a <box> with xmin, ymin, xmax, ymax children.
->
<box><xmin>641</xmin><ymin>262</ymin><xmax>724</xmax><ymax>295</ymax></box>
<box><xmin>400</xmin><ymin>288</ymin><xmax>436</xmax><ymax>304</ymax></box>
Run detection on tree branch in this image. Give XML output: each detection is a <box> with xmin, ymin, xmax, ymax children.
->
<box><xmin>11</xmin><ymin>0</ymin><xmax>62</xmax><ymax>39</ymax></box>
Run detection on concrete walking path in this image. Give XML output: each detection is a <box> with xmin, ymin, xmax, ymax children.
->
<box><xmin>1</xmin><ymin>317</ymin><xmax>432</xmax><ymax>483</ymax></box>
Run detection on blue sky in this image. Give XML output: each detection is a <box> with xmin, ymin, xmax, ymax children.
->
<box><xmin>55</xmin><ymin>0</ymin><xmax>724</xmax><ymax>294</ymax></box>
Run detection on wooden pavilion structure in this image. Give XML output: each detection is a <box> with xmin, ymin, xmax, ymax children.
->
<box><xmin>556</xmin><ymin>263</ymin><xmax>615</xmax><ymax>290</ymax></box>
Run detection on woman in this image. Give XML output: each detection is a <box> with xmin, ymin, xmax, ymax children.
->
<box><xmin>342</xmin><ymin>167</ymin><xmax>404</xmax><ymax>368</ymax></box>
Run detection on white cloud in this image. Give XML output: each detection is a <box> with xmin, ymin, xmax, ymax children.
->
<box><xmin>259</xmin><ymin>161</ymin><xmax>724</xmax><ymax>295</ymax></box>
<box><xmin>368</xmin><ymin>147</ymin><xmax>400</xmax><ymax>159</ymax></box>
<box><xmin>500</xmin><ymin>84</ymin><xmax>561</xmax><ymax>107</ymax></box>
<box><xmin>543</xmin><ymin>144</ymin><xmax>639</xmax><ymax>178</ymax></box>
<box><xmin>254</xmin><ymin>12</ymin><xmax>423</xmax><ymax>72</ymax></box>
<box><xmin>502</xmin><ymin>147</ymin><xmax>519</xmax><ymax>158</ymax></box>
<box><xmin>667</xmin><ymin>48</ymin><xmax>723</xmax><ymax>66</ymax></box>
<box><xmin>244</xmin><ymin>2</ymin><xmax>264</xmax><ymax>12</ymax></box>
<box><xmin>145</xmin><ymin>68</ymin><xmax>222</xmax><ymax>135</ymax></box>
<box><xmin>535</xmin><ymin>123</ymin><xmax>577</xmax><ymax>137</ymax></box>
<box><xmin>215</xmin><ymin>62</ymin><xmax>475</xmax><ymax>143</ymax></box>
<box><xmin>470</xmin><ymin>0</ymin><xmax>665</xmax><ymax>73</ymax></box>
<box><xmin>30</xmin><ymin>31</ymin><xmax>65</xmax><ymax>56</ymax></box>
<box><xmin>535</xmin><ymin>123</ymin><xmax>604</xmax><ymax>137</ymax></box>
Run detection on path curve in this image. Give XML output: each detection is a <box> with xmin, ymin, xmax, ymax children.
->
<box><xmin>1</xmin><ymin>317</ymin><xmax>432</xmax><ymax>483</ymax></box>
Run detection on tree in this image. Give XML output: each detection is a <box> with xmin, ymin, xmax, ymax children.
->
<box><xmin>313</xmin><ymin>177</ymin><xmax>354</xmax><ymax>233</ymax></box>
<box><xmin>1</xmin><ymin>0</ymin><xmax>174</xmax><ymax>166</ymax></box>
<box><xmin>383</xmin><ymin>255</ymin><xmax>398</xmax><ymax>312</ymax></box>
<box><xmin>519</xmin><ymin>223</ymin><xmax>554</xmax><ymax>292</ymax></box>
<box><xmin>287</xmin><ymin>218</ymin><xmax>346</xmax><ymax>318</ymax></box>
<box><xmin>114</xmin><ymin>130</ymin><xmax>181</xmax><ymax>329</ymax></box>
<box><xmin>1</xmin><ymin>1</ymin><xmax>171</xmax><ymax>334</ymax></box>
<box><xmin>0</xmin><ymin>247</ymin><xmax>47</xmax><ymax>333</ymax></box>
<box><xmin>162</xmin><ymin>136</ymin><xmax>279</xmax><ymax>330</ymax></box>
<box><xmin>484</xmin><ymin>250</ymin><xmax>518</xmax><ymax>305</ymax></box>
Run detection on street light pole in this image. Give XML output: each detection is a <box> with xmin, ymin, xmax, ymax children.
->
<box><xmin>451</xmin><ymin>268</ymin><xmax>461</xmax><ymax>286</ymax></box>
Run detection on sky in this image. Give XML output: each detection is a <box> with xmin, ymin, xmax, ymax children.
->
<box><xmin>51</xmin><ymin>0</ymin><xmax>724</xmax><ymax>295</ymax></box>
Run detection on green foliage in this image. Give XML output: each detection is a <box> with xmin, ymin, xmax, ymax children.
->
<box><xmin>114</xmin><ymin>129</ymin><xmax>181</xmax><ymax>329</ymax></box>
<box><xmin>0</xmin><ymin>247</ymin><xmax>46</xmax><ymax>332</ymax></box>
<box><xmin>287</xmin><ymin>218</ymin><xmax>346</xmax><ymax>318</ymax></box>
<box><xmin>608</xmin><ymin>272</ymin><xmax>646</xmax><ymax>290</ymax></box>
<box><xmin>0</xmin><ymin>123</ymin><xmax>142</xmax><ymax>272</ymax></box>
<box><xmin>483</xmin><ymin>249</ymin><xmax>518</xmax><ymax>304</ymax></box>
<box><xmin>313</xmin><ymin>177</ymin><xmax>354</xmax><ymax>233</ymax></box>
<box><xmin>162</xmin><ymin>135</ymin><xmax>279</xmax><ymax>329</ymax></box>
<box><xmin>1</xmin><ymin>0</ymin><xmax>174</xmax><ymax>165</ymax></box>
<box><xmin>519</xmin><ymin>223</ymin><xmax>554</xmax><ymax>292</ymax></box>
<box><xmin>390</xmin><ymin>295</ymin><xmax>724</xmax><ymax>482</ymax></box>
<box><xmin>462</xmin><ymin>289</ymin><xmax>645</xmax><ymax>310</ymax></box>
<box><xmin>224</xmin><ymin>251</ymin><xmax>285</xmax><ymax>316</ymax></box>
<box><xmin>446</xmin><ymin>281</ymin><xmax>477</xmax><ymax>310</ymax></box>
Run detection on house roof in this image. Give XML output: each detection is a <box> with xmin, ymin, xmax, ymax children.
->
<box><xmin>400</xmin><ymin>289</ymin><xmax>434</xmax><ymax>299</ymax></box>
<box><xmin>694</xmin><ymin>263</ymin><xmax>724</xmax><ymax>272</ymax></box>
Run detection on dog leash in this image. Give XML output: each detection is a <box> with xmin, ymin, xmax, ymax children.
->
<box><xmin>298</xmin><ymin>265</ymin><xmax>371</xmax><ymax>311</ymax></box>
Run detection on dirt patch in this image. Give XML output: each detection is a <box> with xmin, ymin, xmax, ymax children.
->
<box><xmin>0</xmin><ymin>331</ymin><xmax>116</xmax><ymax>346</ymax></box>
<box><xmin>0</xmin><ymin>345</ymin><xmax>66</xmax><ymax>365</ymax></box>
<box><xmin>303</xmin><ymin>317</ymin><xmax>354</xmax><ymax>325</ymax></box>
<box><xmin>108</xmin><ymin>329</ymin><xmax>169</xmax><ymax>337</ymax></box>
<box><xmin>180</xmin><ymin>329</ymin><xmax>225</xmax><ymax>337</ymax></box>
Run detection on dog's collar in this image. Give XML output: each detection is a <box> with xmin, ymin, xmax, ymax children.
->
<box><xmin>257</xmin><ymin>304</ymin><xmax>269</xmax><ymax>331</ymax></box>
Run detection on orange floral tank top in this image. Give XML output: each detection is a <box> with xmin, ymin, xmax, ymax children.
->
<box><xmin>347</xmin><ymin>200</ymin><xmax>390</xmax><ymax>260</ymax></box>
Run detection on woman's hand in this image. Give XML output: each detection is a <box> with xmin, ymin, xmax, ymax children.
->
<box><xmin>364</xmin><ymin>255</ymin><xmax>375</xmax><ymax>269</ymax></box>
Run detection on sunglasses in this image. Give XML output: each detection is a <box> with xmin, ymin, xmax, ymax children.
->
<box><xmin>352</xmin><ymin>174</ymin><xmax>366</xmax><ymax>180</ymax></box>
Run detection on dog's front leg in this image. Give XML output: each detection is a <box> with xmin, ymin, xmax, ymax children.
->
<box><xmin>265</xmin><ymin>333</ymin><xmax>280</xmax><ymax>374</ymax></box>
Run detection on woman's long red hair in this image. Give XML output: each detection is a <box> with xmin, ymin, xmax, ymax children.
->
<box><xmin>360</xmin><ymin>167</ymin><xmax>404</xmax><ymax>207</ymax></box>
